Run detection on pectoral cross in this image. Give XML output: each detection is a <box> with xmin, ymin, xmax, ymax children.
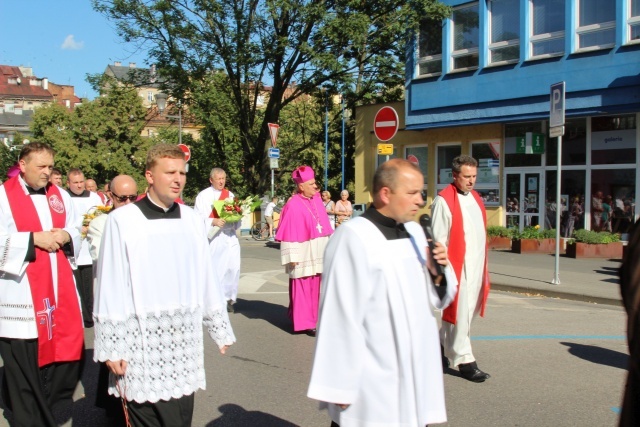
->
<box><xmin>36</xmin><ymin>298</ymin><xmax>56</xmax><ymax>340</ymax></box>
<box><xmin>316</xmin><ymin>222</ymin><xmax>323</xmax><ymax>233</ymax></box>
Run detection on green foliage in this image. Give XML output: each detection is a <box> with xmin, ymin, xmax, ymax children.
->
<box><xmin>487</xmin><ymin>226</ymin><xmax>513</xmax><ymax>238</ymax></box>
<box><xmin>92</xmin><ymin>0</ymin><xmax>452</xmax><ymax>195</ymax></box>
<box><xmin>30</xmin><ymin>85</ymin><xmax>152</xmax><ymax>189</ymax></box>
<box><xmin>570</xmin><ymin>229</ymin><xmax>621</xmax><ymax>244</ymax></box>
<box><xmin>512</xmin><ymin>225</ymin><xmax>556</xmax><ymax>240</ymax></box>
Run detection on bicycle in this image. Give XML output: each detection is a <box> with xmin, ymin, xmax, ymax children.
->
<box><xmin>250</xmin><ymin>221</ymin><xmax>270</xmax><ymax>240</ymax></box>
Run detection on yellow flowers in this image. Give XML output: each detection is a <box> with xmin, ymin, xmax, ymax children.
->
<box><xmin>81</xmin><ymin>205</ymin><xmax>112</xmax><ymax>237</ymax></box>
<box><xmin>535</xmin><ymin>224</ymin><xmax>540</xmax><ymax>229</ymax></box>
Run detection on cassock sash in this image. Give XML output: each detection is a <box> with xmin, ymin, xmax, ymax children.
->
<box><xmin>209</xmin><ymin>188</ymin><xmax>230</xmax><ymax>218</ymax></box>
<box><xmin>438</xmin><ymin>183</ymin><xmax>490</xmax><ymax>324</ymax></box>
<box><xmin>4</xmin><ymin>176</ymin><xmax>83</xmax><ymax>367</ymax></box>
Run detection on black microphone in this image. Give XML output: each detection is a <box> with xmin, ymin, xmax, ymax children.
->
<box><xmin>419</xmin><ymin>214</ymin><xmax>444</xmax><ymax>282</ymax></box>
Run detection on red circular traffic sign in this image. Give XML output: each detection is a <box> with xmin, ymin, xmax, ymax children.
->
<box><xmin>373</xmin><ymin>106</ymin><xmax>399</xmax><ymax>142</ymax></box>
<box><xmin>178</xmin><ymin>144</ymin><xmax>191</xmax><ymax>162</ymax></box>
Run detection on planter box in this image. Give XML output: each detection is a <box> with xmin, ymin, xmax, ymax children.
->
<box><xmin>488</xmin><ymin>236</ymin><xmax>512</xmax><ymax>250</ymax></box>
<box><xmin>565</xmin><ymin>242</ymin><xmax>623</xmax><ymax>259</ymax></box>
<box><xmin>512</xmin><ymin>238</ymin><xmax>559</xmax><ymax>254</ymax></box>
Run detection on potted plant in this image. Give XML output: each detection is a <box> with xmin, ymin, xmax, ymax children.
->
<box><xmin>511</xmin><ymin>225</ymin><xmax>558</xmax><ymax>254</ymax></box>
<box><xmin>565</xmin><ymin>229</ymin><xmax>622</xmax><ymax>259</ymax></box>
<box><xmin>487</xmin><ymin>226</ymin><xmax>513</xmax><ymax>250</ymax></box>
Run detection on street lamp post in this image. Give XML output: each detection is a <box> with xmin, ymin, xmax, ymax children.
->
<box><xmin>340</xmin><ymin>94</ymin><xmax>345</xmax><ymax>191</ymax></box>
<box><xmin>323</xmin><ymin>89</ymin><xmax>329</xmax><ymax>191</ymax></box>
<box><xmin>155</xmin><ymin>93</ymin><xmax>182</xmax><ymax>145</ymax></box>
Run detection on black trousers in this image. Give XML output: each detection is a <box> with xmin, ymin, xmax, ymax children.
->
<box><xmin>0</xmin><ymin>338</ymin><xmax>82</xmax><ymax>427</ymax></box>
<box><xmin>127</xmin><ymin>393</ymin><xmax>195</xmax><ymax>427</ymax></box>
<box><xmin>73</xmin><ymin>264</ymin><xmax>94</xmax><ymax>327</ymax></box>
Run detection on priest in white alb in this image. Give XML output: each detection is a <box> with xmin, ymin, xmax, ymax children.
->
<box><xmin>94</xmin><ymin>144</ymin><xmax>235</xmax><ymax>426</ymax></box>
<box><xmin>0</xmin><ymin>142</ymin><xmax>83</xmax><ymax>426</ymax></box>
<box><xmin>194</xmin><ymin>167</ymin><xmax>241</xmax><ymax>312</ymax></box>
<box><xmin>275</xmin><ymin>166</ymin><xmax>333</xmax><ymax>336</ymax></box>
<box><xmin>308</xmin><ymin>159</ymin><xmax>456</xmax><ymax>427</ymax></box>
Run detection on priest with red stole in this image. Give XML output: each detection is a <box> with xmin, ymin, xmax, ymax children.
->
<box><xmin>276</xmin><ymin>166</ymin><xmax>333</xmax><ymax>336</ymax></box>
<box><xmin>0</xmin><ymin>142</ymin><xmax>83</xmax><ymax>426</ymax></box>
<box><xmin>194</xmin><ymin>167</ymin><xmax>241</xmax><ymax>313</ymax></box>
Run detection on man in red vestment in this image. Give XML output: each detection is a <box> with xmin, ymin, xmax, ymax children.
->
<box><xmin>0</xmin><ymin>142</ymin><xmax>84</xmax><ymax>425</ymax></box>
<box><xmin>431</xmin><ymin>155</ymin><xmax>491</xmax><ymax>382</ymax></box>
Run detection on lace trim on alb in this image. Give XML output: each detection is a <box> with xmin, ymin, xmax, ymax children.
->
<box><xmin>94</xmin><ymin>309</ymin><xmax>210</xmax><ymax>403</ymax></box>
<box><xmin>0</xmin><ymin>236</ymin><xmax>10</xmax><ymax>271</ymax></box>
<box><xmin>203</xmin><ymin>309</ymin><xmax>236</xmax><ymax>348</ymax></box>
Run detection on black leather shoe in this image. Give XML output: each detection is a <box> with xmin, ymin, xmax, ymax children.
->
<box><xmin>306</xmin><ymin>328</ymin><xmax>317</xmax><ymax>337</ymax></box>
<box><xmin>226</xmin><ymin>300</ymin><xmax>234</xmax><ymax>313</ymax></box>
<box><xmin>441</xmin><ymin>345</ymin><xmax>449</xmax><ymax>369</ymax></box>
<box><xmin>458</xmin><ymin>362</ymin><xmax>490</xmax><ymax>382</ymax></box>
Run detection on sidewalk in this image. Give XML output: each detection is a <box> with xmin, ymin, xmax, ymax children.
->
<box><xmin>488</xmin><ymin>249</ymin><xmax>622</xmax><ymax>306</ymax></box>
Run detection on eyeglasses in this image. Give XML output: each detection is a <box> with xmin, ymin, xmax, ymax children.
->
<box><xmin>111</xmin><ymin>192</ymin><xmax>137</xmax><ymax>203</ymax></box>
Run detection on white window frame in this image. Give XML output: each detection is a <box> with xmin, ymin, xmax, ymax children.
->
<box><xmin>435</xmin><ymin>143</ymin><xmax>462</xmax><ymax>190</ymax></box>
<box><xmin>404</xmin><ymin>145</ymin><xmax>429</xmax><ymax>189</ymax></box>
<box><xmin>488</xmin><ymin>0</ymin><xmax>520</xmax><ymax>65</ymax></box>
<box><xmin>416</xmin><ymin>19</ymin><xmax>443</xmax><ymax>77</ymax></box>
<box><xmin>451</xmin><ymin>2</ymin><xmax>480</xmax><ymax>72</ymax></box>
<box><xmin>576</xmin><ymin>0</ymin><xmax>616</xmax><ymax>51</ymax></box>
<box><xmin>528</xmin><ymin>0</ymin><xmax>565</xmax><ymax>59</ymax></box>
<box><xmin>471</xmin><ymin>140</ymin><xmax>501</xmax><ymax>205</ymax></box>
<box><xmin>628</xmin><ymin>0</ymin><xmax>640</xmax><ymax>44</ymax></box>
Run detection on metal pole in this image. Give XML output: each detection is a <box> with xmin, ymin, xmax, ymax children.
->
<box><xmin>271</xmin><ymin>169</ymin><xmax>274</xmax><ymax>198</ymax></box>
<box><xmin>178</xmin><ymin>107</ymin><xmax>182</xmax><ymax>145</ymax></box>
<box><xmin>341</xmin><ymin>95</ymin><xmax>345</xmax><ymax>191</ymax></box>
<box><xmin>324</xmin><ymin>96</ymin><xmax>329</xmax><ymax>191</ymax></box>
<box><xmin>552</xmin><ymin>135</ymin><xmax>562</xmax><ymax>285</ymax></box>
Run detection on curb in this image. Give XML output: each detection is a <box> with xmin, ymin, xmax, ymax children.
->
<box><xmin>491</xmin><ymin>282</ymin><xmax>622</xmax><ymax>307</ymax></box>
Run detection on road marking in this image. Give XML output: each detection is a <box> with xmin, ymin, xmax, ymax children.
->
<box><xmin>473</xmin><ymin>334</ymin><xmax>625</xmax><ymax>341</ymax></box>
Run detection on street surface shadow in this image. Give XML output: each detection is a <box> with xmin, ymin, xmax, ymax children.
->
<box><xmin>596</xmin><ymin>266</ymin><xmax>620</xmax><ymax>276</ymax></box>
<box><xmin>206</xmin><ymin>403</ymin><xmax>298</xmax><ymax>426</ymax></box>
<box><xmin>234</xmin><ymin>298</ymin><xmax>292</xmax><ymax>334</ymax></box>
<box><xmin>560</xmin><ymin>342</ymin><xmax>628</xmax><ymax>370</ymax></box>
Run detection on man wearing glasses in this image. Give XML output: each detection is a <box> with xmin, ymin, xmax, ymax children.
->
<box><xmin>86</xmin><ymin>174</ymin><xmax>137</xmax><ymax>424</ymax></box>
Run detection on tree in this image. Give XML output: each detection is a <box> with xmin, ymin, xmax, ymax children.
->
<box><xmin>30</xmin><ymin>85</ymin><xmax>152</xmax><ymax>189</ymax></box>
<box><xmin>92</xmin><ymin>0</ymin><xmax>451</xmax><ymax>194</ymax></box>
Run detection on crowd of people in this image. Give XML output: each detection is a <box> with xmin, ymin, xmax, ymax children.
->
<box><xmin>6</xmin><ymin>142</ymin><xmax>637</xmax><ymax>427</ymax></box>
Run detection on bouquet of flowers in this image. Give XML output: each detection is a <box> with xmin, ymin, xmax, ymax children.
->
<box><xmin>208</xmin><ymin>195</ymin><xmax>262</xmax><ymax>238</ymax></box>
<box><xmin>81</xmin><ymin>205</ymin><xmax>112</xmax><ymax>238</ymax></box>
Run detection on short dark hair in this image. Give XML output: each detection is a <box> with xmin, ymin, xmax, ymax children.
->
<box><xmin>452</xmin><ymin>155</ymin><xmax>478</xmax><ymax>173</ymax></box>
<box><xmin>18</xmin><ymin>142</ymin><xmax>55</xmax><ymax>162</ymax></box>
<box><xmin>67</xmin><ymin>168</ymin><xmax>84</xmax><ymax>178</ymax></box>
<box><xmin>51</xmin><ymin>167</ymin><xmax>62</xmax><ymax>176</ymax></box>
<box><xmin>373</xmin><ymin>159</ymin><xmax>421</xmax><ymax>195</ymax></box>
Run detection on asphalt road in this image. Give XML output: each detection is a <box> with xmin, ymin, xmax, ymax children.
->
<box><xmin>0</xmin><ymin>238</ymin><xmax>629</xmax><ymax>426</ymax></box>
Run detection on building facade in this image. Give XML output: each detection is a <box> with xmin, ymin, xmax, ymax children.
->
<box><xmin>355</xmin><ymin>0</ymin><xmax>640</xmax><ymax>237</ymax></box>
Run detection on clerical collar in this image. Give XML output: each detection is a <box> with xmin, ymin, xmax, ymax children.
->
<box><xmin>135</xmin><ymin>194</ymin><xmax>181</xmax><ymax>220</ymax></box>
<box><xmin>361</xmin><ymin>206</ymin><xmax>409</xmax><ymax>240</ymax></box>
<box><xmin>455</xmin><ymin>186</ymin><xmax>469</xmax><ymax>196</ymax></box>
<box><xmin>68</xmin><ymin>189</ymin><xmax>91</xmax><ymax>198</ymax></box>
<box><xmin>26</xmin><ymin>185</ymin><xmax>46</xmax><ymax>196</ymax></box>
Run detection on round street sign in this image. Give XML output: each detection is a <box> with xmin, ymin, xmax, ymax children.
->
<box><xmin>373</xmin><ymin>106</ymin><xmax>399</xmax><ymax>142</ymax></box>
<box><xmin>178</xmin><ymin>143</ymin><xmax>191</xmax><ymax>162</ymax></box>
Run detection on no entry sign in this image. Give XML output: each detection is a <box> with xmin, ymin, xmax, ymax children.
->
<box><xmin>178</xmin><ymin>143</ymin><xmax>191</xmax><ymax>162</ymax></box>
<box><xmin>373</xmin><ymin>106</ymin><xmax>399</xmax><ymax>142</ymax></box>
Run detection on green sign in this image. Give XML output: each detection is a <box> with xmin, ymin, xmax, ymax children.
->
<box><xmin>516</xmin><ymin>132</ymin><xmax>545</xmax><ymax>154</ymax></box>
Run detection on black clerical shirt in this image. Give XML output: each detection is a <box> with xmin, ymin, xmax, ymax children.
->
<box><xmin>361</xmin><ymin>206</ymin><xmax>409</xmax><ymax>240</ymax></box>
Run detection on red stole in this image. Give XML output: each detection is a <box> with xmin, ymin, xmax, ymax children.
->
<box><xmin>438</xmin><ymin>183</ymin><xmax>490</xmax><ymax>324</ymax></box>
<box><xmin>4</xmin><ymin>176</ymin><xmax>83</xmax><ymax>367</ymax></box>
<box><xmin>209</xmin><ymin>188</ymin><xmax>230</xmax><ymax>218</ymax></box>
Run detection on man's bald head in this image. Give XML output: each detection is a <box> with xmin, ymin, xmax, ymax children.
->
<box><xmin>110</xmin><ymin>175</ymin><xmax>138</xmax><ymax>209</ymax></box>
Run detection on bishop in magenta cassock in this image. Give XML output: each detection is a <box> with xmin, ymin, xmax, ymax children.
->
<box><xmin>275</xmin><ymin>166</ymin><xmax>333</xmax><ymax>335</ymax></box>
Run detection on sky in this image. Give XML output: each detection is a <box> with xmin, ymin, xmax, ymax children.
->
<box><xmin>1</xmin><ymin>1</ymin><xmax>149</xmax><ymax>100</ymax></box>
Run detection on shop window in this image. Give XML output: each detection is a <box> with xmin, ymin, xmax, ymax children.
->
<box><xmin>452</xmin><ymin>2</ymin><xmax>479</xmax><ymax>71</ymax></box>
<box><xmin>629</xmin><ymin>0</ymin><xmax>640</xmax><ymax>42</ymax></box>
<box><xmin>576</xmin><ymin>0</ymin><xmax>615</xmax><ymax>50</ymax></box>
<box><xmin>530</xmin><ymin>0</ymin><xmax>565</xmax><ymax>57</ymax></box>
<box><xmin>504</xmin><ymin>122</ymin><xmax>543</xmax><ymax>167</ymax></box>
<box><xmin>547</xmin><ymin>118</ymin><xmax>587</xmax><ymax>166</ymax></box>
<box><xmin>591</xmin><ymin>169</ymin><xmax>636</xmax><ymax>236</ymax></box>
<box><xmin>546</xmin><ymin>170</ymin><xmax>586</xmax><ymax>237</ymax></box>
<box><xmin>472</xmin><ymin>142</ymin><xmax>500</xmax><ymax>206</ymax></box>
<box><xmin>591</xmin><ymin>115</ymin><xmax>636</xmax><ymax>165</ymax></box>
<box><xmin>405</xmin><ymin>146</ymin><xmax>428</xmax><ymax>186</ymax></box>
<box><xmin>417</xmin><ymin>18</ymin><xmax>443</xmax><ymax>76</ymax></box>
<box><xmin>489</xmin><ymin>0</ymin><xmax>520</xmax><ymax>64</ymax></box>
<box><xmin>436</xmin><ymin>144</ymin><xmax>461</xmax><ymax>187</ymax></box>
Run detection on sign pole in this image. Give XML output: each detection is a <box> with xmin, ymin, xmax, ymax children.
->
<box><xmin>550</xmin><ymin>81</ymin><xmax>565</xmax><ymax>285</ymax></box>
<box><xmin>271</xmin><ymin>169</ymin><xmax>274</xmax><ymax>198</ymax></box>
